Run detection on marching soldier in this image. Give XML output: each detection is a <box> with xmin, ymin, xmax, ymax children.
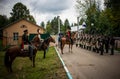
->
<box><xmin>99</xmin><ymin>35</ymin><xmax>105</xmax><ymax>55</ymax></box>
<box><xmin>109</xmin><ymin>36</ymin><xmax>115</xmax><ymax>55</ymax></box>
<box><xmin>104</xmin><ymin>36</ymin><xmax>110</xmax><ymax>53</ymax></box>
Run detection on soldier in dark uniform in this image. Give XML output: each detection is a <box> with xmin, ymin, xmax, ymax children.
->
<box><xmin>99</xmin><ymin>35</ymin><xmax>104</xmax><ymax>55</ymax></box>
<box><xmin>109</xmin><ymin>36</ymin><xmax>115</xmax><ymax>55</ymax></box>
<box><xmin>104</xmin><ymin>36</ymin><xmax>110</xmax><ymax>53</ymax></box>
<box><xmin>58</xmin><ymin>33</ymin><xmax>63</xmax><ymax>48</ymax></box>
<box><xmin>22</xmin><ymin>29</ymin><xmax>33</xmax><ymax>57</ymax></box>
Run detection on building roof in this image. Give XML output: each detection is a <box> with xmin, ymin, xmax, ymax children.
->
<box><xmin>1</xmin><ymin>18</ymin><xmax>45</xmax><ymax>30</ymax></box>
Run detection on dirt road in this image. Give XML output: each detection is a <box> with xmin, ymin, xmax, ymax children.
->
<box><xmin>57</xmin><ymin>45</ymin><xmax>120</xmax><ymax>79</ymax></box>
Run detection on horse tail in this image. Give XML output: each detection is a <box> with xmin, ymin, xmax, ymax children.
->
<box><xmin>4</xmin><ymin>50</ymin><xmax>10</xmax><ymax>68</ymax></box>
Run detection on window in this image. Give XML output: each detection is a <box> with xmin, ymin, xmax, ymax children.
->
<box><xmin>20</xmin><ymin>25</ymin><xmax>27</xmax><ymax>28</ymax></box>
<box><xmin>13</xmin><ymin>32</ymin><xmax>19</xmax><ymax>40</ymax></box>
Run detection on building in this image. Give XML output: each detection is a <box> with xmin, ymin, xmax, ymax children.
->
<box><xmin>71</xmin><ymin>25</ymin><xmax>86</xmax><ymax>32</ymax></box>
<box><xmin>2</xmin><ymin>19</ymin><xmax>45</xmax><ymax>47</ymax></box>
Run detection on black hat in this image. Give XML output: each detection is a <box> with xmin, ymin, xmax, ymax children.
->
<box><xmin>24</xmin><ymin>29</ymin><xmax>28</xmax><ymax>32</ymax></box>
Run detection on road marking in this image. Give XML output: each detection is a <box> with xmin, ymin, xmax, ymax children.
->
<box><xmin>55</xmin><ymin>47</ymin><xmax>73</xmax><ymax>79</ymax></box>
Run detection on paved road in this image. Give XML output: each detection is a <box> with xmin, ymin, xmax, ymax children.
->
<box><xmin>57</xmin><ymin>45</ymin><xmax>120</xmax><ymax>79</ymax></box>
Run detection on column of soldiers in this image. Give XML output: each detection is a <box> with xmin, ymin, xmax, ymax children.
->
<box><xmin>76</xmin><ymin>33</ymin><xmax>115</xmax><ymax>55</ymax></box>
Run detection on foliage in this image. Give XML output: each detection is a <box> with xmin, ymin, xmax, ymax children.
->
<box><xmin>10</xmin><ymin>2</ymin><xmax>36</xmax><ymax>24</ymax></box>
<box><xmin>79</xmin><ymin>18</ymin><xmax>84</xmax><ymax>25</ymax></box>
<box><xmin>63</xmin><ymin>19</ymin><xmax>70</xmax><ymax>33</ymax></box>
<box><xmin>85</xmin><ymin>1</ymin><xmax>101</xmax><ymax>34</ymax></box>
<box><xmin>0</xmin><ymin>15</ymin><xmax>9</xmax><ymax>37</ymax></box>
<box><xmin>46</xmin><ymin>21</ymin><xmax>52</xmax><ymax>34</ymax></box>
<box><xmin>104</xmin><ymin>0</ymin><xmax>120</xmax><ymax>36</ymax></box>
<box><xmin>46</xmin><ymin>16</ymin><xmax>70</xmax><ymax>34</ymax></box>
<box><xmin>0</xmin><ymin>47</ymin><xmax>68</xmax><ymax>79</ymax></box>
<box><xmin>76</xmin><ymin>0</ymin><xmax>120</xmax><ymax>36</ymax></box>
<box><xmin>40</xmin><ymin>21</ymin><xmax>45</xmax><ymax>28</ymax></box>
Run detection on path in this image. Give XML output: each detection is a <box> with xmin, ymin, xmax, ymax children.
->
<box><xmin>57</xmin><ymin>45</ymin><xmax>120</xmax><ymax>79</ymax></box>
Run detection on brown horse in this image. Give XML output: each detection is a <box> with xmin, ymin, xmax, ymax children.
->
<box><xmin>4</xmin><ymin>35</ymin><xmax>55</xmax><ymax>72</ymax></box>
<box><xmin>60</xmin><ymin>32</ymin><xmax>76</xmax><ymax>54</ymax></box>
<box><xmin>34</xmin><ymin>35</ymin><xmax>55</xmax><ymax>58</ymax></box>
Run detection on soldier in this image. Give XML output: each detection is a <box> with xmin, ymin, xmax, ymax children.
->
<box><xmin>22</xmin><ymin>29</ymin><xmax>33</xmax><ymax>57</ymax></box>
<box><xmin>58</xmin><ymin>33</ymin><xmax>63</xmax><ymax>48</ymax></box>
<box><xmin>104</xmin><ymin>36</ymin><xmax>110</xmax><ymax>53</ymax></box>
<box><xmin>109</xmin><ymin>36</ymin><xmax>115</xmax><ymax>55</ymax></box>
<box><xmin>37</xmin><ymin>28</ymin><xmax>44</xmax><ymax>48</ymax></box>
<box><xmin>99</xmin><ymin>35</ymin><xmax>105</xmax><ymax>55</ymax></box>
<box><xmin>66</xmin><ymin>27</ymin><xmax>73</xmax><ymax>44</ymax></box>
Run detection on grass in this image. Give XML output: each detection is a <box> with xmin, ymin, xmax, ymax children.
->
<box><xmin>0</xmin><ymin>47</ymin><xmax>68</xmax><ymax>79</ymax></box>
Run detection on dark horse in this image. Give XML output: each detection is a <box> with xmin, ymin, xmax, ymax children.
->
<box><xmin>33</xmin><ymin>35</ymin><xmax>55</xmax><ymax>58</ymax></box>
<box><xmin>4</xmin><ymin>35</ymin><xmax>55</xmax><ymax>72</ymax></box>
<box><xmin>60</xmin><ymin>32</ymin><xmax>76</xmax><ymax>54</ymax></box>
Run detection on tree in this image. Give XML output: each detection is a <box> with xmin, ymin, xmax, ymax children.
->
<box><xmin>63</xmin><ymin>19</ymin><xmax>70</xmax><ymax>32</ymax></box>
<box><xmin>104</xmin><ymin>0</ymin><xmax>120</xmax><ymax>36</ymax></box>
<box><xmin>79</xmin><ymin>18</ymin><xmax>84</xmax><ymax>25</ymax></box>
<box><xmin>76</xmin><ymin>0</ymin><xmax>102</xmax><ymax>34</ymax></box>
<box><xmin>0</xmin><ymin>15</ymin><xmax>9</xmax><ymax>37</ymax></box>
<box><xmin>10</xmin><ymin>2</ymin><xmax>36</xmax><ymax>24</ymax></box>
<box><xmin>45</xmin><ymin>16</ymin><xmax>63</xmax><ymax>34</ymax></box>
<box><xmin>40</xmin><ymin>21</ymin><xmax>45</xmax><ymax>28</ymax></box>
<box><xmin>46</xmin><ymin>21</ymin><xmax>52</xmax><ymax>34</ymax></box>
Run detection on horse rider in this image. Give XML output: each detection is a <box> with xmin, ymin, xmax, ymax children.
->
<box><xmin>58</xmin><ymin>33</ymin><xmax>63</xmax><ymax>47</ymax></box>
<box><xmin>21</xmin><ymin>29</ymin><xmax>33</xmax><ymax>57</ymax></box>
<box><xmin>37</xmin><ymin>28</ymin><xmax>43</xmax><ymax>48</ymax></box>
<box><xmin>66</xmin><ymin>27</ymin><xmax>73</xmax><ymax>44</ymax></box>
<box><xmin>58</xmin><ymin>33</ymin><xmax>63</xmax><ymax>42</ymax></box>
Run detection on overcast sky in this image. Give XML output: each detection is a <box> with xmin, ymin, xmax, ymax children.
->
<box><xmin>0</xmin><ymin>0</ymin><xmax>104</xmax><ymax>25</ymax></box>
<box><xmin>0</xmin><ymin>0</ymin><xmax>78</xmax><ymax>25</ymax></box>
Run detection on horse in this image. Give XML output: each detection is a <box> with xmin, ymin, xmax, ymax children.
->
<box><xmin>33</xmin><ymin>35</ymin><xmax>55</xmax><ymax>58</ymax></box>
<box><xmin>60</xmin><ymin>32</ymin><xmax>76</xmax><ymax>54</ymax></box>
<box><xmin>4</xmin><ymin>35</ymin><xmax>55</xmax><ymax>72</ymax></box>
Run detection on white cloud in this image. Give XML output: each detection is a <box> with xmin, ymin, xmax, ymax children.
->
<box><xmin>30</xmin><ymin>0</ymin><xmax>72</xmax><ymax>14</ymax></box>
<box><xmin>0</xmin><ymin>0</ymin><xmax>77</xmax><ymax>25</ymax></box>
<box><xmin>0</xmin><ymin>0</ymin><xmax>105</xmax><ymax>26</ymax></box>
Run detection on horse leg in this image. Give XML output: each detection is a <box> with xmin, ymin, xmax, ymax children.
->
<box><xmin>32</xmin><ymin>55</ymin><xmax>35</xmax><ymax>67</ymax></box>
<box><xmin>43</xmin><ymin>50</ymin><xmax>46</xmax><ymax>58</ymax></box>
<box><xmin>9</xmin><ymin>56</ymin><xmax>16</xmax><ymax>72</ymax></box>
<box><xmin>71</xmin><ymin>45</ymin><xmax>73</xmax><ymax>53</ymax></box>
<box><xmin>60</xmin><ymin>41</ymin><xmax>64</xmax><ymax>54</ymax></box>
<box><xmin>69</xmin><ymin>44</ymin><xmax>70</xmax><ymax>52</ymax></box>
<box><xmin>4</xmin><ymin>52</ymin><xmax>10</xmax><ymax>72</ymax></box>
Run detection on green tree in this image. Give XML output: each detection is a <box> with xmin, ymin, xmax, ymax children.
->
<box><xmin>76</xmin><ymin>0</ymin><xmax>102</xmax><ymax>34</ymax></box>
<box><xmin>63</xmin><ymin>19</ymin><xmax>70</xmax><ymax>32</ymax></box>
<box><xmin>40</xmin><ymin>21</ymin><xmax>45</xmax><ymax>28</ymax></box>
<box><xmin>0</xmin><ymin>15</ymin><xmax>9</xmax><ymax>37</ymax></box>
<box><xmin>46</xmin><ymin>21</ymin><xmax>52</xmax><ymax>34</ymax></box>
<box><xmin>104</xmin><ymin>0</ymin><xmax>120</xmax><ymax>36</ymax></box>
<box><xmin>85</xmin><ymin>1</ymin><xmax>101</xmax><ymax>34</ymax></box>
<box><xmin>10</xmin><ymin>2</ymin><xmax>36</xmax><ymax>24</ymax></box>
<box><xmin>79</xmin><ymin>18</ymin><xmax>84</xmax><ymax>25</ymax></box>
<box><xmin>46</xmin><ymin>16</ymin><xmax>63</xmax><ymax>34</ymax></box>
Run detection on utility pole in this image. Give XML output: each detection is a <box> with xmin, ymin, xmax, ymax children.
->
<box><xmin>58</xmin><ymin>16</ymin><xmax>60</xmax><ymax>34</ymax></box>
<box><xmin>77</xmin><ymin>17</ymin><xmax>80</xmax><ymax>39</ymax></box>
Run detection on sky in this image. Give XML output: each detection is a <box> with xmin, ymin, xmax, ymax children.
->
<box><xmin>0</xmin><ymin>0</ymin><xmax>104</xmax><ymax>26</ymax></box>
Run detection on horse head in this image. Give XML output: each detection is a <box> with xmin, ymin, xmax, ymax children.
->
<box><xmin>31</xmin><ymin>35</ymin><xmax>41</xmax><ymax>49</ymax></box>
<box><xmin>49</xmin><ymin>36</ymin><xmax>55</xmax><ymax>43</ymax></box>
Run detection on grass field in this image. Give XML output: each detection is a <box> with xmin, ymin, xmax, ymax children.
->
<box><xmin>0</xmin><ymin>47</ymin><xmax>68</xmax><ymax>79</ymax></box>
